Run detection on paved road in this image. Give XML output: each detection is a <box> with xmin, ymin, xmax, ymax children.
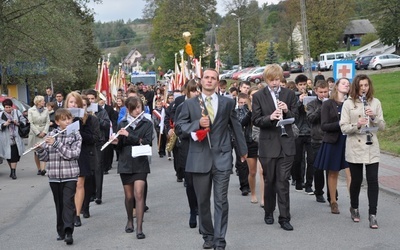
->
<box><xmin>1</xmin><ymin>145</ymin><xmax>400</xmax><ymax>249</ymax></box>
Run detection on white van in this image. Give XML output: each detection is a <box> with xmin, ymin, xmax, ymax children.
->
<box><xmin>318</xmin><ymin>52</ymin><xmax>352</xmax><ymax>71</ymax></box>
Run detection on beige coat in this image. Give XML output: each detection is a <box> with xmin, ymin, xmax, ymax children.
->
<box><xmin>340</xmin><ymin>97</ymin><xmax>385</xmax><ymax>164</ymax></box>
<box><xmin>27</xmin><ymin>106</ymin><xmax>50</xmax><ymax>148</ymax></box>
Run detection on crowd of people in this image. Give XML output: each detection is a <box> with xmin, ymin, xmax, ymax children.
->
<box><xmin>0</xmin><ymin>65</ymin><xmax>385</xmax><ymax>248</ymax></box>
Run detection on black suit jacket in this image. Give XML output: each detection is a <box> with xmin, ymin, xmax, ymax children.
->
<box><xmin>321</xmin><ymin>99</ymin><xmax>342</xmax><ymax>144</ymax></box>
<box><xmin>44</xmin><ymin>95</ymin><xmax>55</xmax><ymax>104</ymax></box>
<box><xmin>252</xmin><ymin>87</ymin><xmax>297</xmax><ymax>158</ymax></box>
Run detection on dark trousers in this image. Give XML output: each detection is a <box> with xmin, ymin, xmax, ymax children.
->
<box><xmin>260</xmin><ymin>155</ymin><xmax>294</xmax><ymax>223</ymax></box>
<box><xmin>50</xmin><ymin>181</ymin><xmax>77</xmax><ymax>237</ymax></box>
<box><xmin>172</xmin><ymin>142</ymin><xmax>184</xmax><ymax>179</ymax></box>
<box><xmin>192</xmin><ymin>166</ymin><xmax>230</xmax><ymax>248</ymax></box>
<box><xmin>293</xmin><ymin>136</ymin><xmax>313</xmax><ymax>189</ymax></box>
<box><xmin>95</xmin><ymin>146</ymin><xmax>105</xmax><ymax>200</ymax></box>
<box><xmin>349</xmin><ymin>162</ymin><xmax>379</xmax><ymax>215</ymax></box>
<box><xmin>156</xmin><ymin>130</ymin><xmax>167</xmax><ymax>156</ymax></box>
<box><xmin>185</xmin><ymin>172</ymin><xmax>198</xmax><ymax>215</ymax></box>
<box><xmin>310</xmin><ymin>142</ymin><xmax>324</xmax><ymax>196</ymax></box>
<box><xmin>82</xmin><ymin>174</ymin><xmax>95</xmax><ymax>212</ymax></box>
<box><xmin>103</xmin><ymin>143</ymin><xmax>114</xmax><ymax>172</ymax></box>
<box><xmin>234</xmin><ymin>142</ymin><xmax>249</xmax><ymax>191</ymax></box>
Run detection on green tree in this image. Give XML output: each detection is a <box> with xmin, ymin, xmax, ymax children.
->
<box><xmin>0</xmin><ymin>0</ymin><xmax>101</xmax><ymax>95</ymax></box>
<box><xmin>368</xmin><ymin>0</ymin><xmax>400</xmax><ymax>54</ymax></box>
<box><xmin>243</xmin><ymin>44</ymin><xmax>258</xmax><ymax>67</ymax></box>
<box><xmin>281</xmin><ymin>0</ymin><xmax>356</xmax><ymax>60</ymax></box>
<box><xmin>148</xmin><ymin>0</ymin><xmax>217</xmax><ymax>70</ymax></box>
<box><xmin>265</xmin><ymin>41</ymin><xmax>278</xmax><ymax>64</ymax></box>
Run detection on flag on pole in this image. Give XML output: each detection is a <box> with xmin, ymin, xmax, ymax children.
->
<box><xmin>159</xmin><ymin>108</ymin><xmax>165</xmax><ymax>134</ymax></box>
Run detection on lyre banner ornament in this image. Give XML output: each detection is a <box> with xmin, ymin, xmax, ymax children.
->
<box><xmin>183</xmin><ymin>32</ymin><xmax>194</xmax><ymax>58</ymax></box>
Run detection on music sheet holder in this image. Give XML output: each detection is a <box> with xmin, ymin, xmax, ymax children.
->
<box><xmin>277</xmin><ymin>117</ymin><xmax>295</xmax><ymax>127</ymax></box>
<box><xmin>360</xmin><ymin>126</ymin><xmax>379</xmax><ymax>134</ymax></box>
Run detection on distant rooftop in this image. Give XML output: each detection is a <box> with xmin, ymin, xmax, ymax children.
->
<box><xmin>344</xmin><ymin>19</ymin><xmax>376</xmax><ymax>35</ymax></box>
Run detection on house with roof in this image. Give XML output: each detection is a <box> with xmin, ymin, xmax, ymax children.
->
<box><xmin>343</xmin><ymin>19</ymin><xmax>376</xmax><ymax>43</ymax></box>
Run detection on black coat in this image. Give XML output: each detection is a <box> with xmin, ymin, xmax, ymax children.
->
<box><xmin>321</xmin><ymin>99</ymin><xmax>342</xmax><ymax>144</ymax></box>
<box><xmin>78</xmin><ymin>115</ymin><xmax>100</xmax><ymax>174</ymax></box>
<box><xmin>116</xmin><ymin>117</ymin><xmax>153</xmax><ymax>174</ymax></box>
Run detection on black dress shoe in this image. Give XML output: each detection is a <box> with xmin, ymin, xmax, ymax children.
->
<box><xmin>64</xmin><ymin>233</ymin><xmax>73</xmax><ymax>245</ymax></box>
<box><xmin>189</xmin><ymin>213</ymin><xmax>197</xmax><ymax>228</ymax></box>
<box><xmin>41</xmin><ymin>169</ymin><xmax>47</xmax><ymax>176</ymax></box>
<box><xmin>83</xmin><ymin>210</ymin><xmax>90</xmax><ymax>218</ymax></box>
<box><xmin>264</xmin><ymin>213</ymin><xmax>274</xmax><ymax>225</ymax></box>
<box><xmin>57</xmin><ymin>235</ymin><xmax>65</xmax><ymax>241</ymax></box>
<box><xmin>95</xmin><ymin>198</ymin><xmax>102</xmax><ymax>205</ymax></box>
<box><xmin>125</xmin><ymin>226</ymin><xmax>134</xmax><ymax>233</ymax></box>
<box><xmin>202</xmin><ymin>241</ymin><xmax>213</xmax><ymax>249</ymax></box>
<box><xmin>241</xmin><ymin>188</ymin><xmax>250</xmax><ymax>196</ymax></box>
<box><xmin>74</xmin><ymin>216</ymin><xmax>82</xmax><ymax>227</ymax></box>
<box><xmin>316</xmin><ymin>195</ymin><xmax>326</xmax><ymax>203</ymax></box>
<box><xmin>136</xmin><ymin>232</ymin><xmax>146</xmax><ymax>239</ymax></box>
<box><xmin>280</xmin><ymin>221</ymin><xmax>294</xmax><ymax>231</ymax></box>
<box><xmin>144</xmin><ymin>206</ymin><xmax>149</xmax><ymax>212</ymax></box>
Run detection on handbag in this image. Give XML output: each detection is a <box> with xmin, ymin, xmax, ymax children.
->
<box><xmin>18</xmin><ymin>121</ymin><xmax>30</xmax><ymax>138</ymax></box>
<box><xmin>131</xmin><ymin>144</ymin><xmax>152</xmax><ymax>158</ymax></box>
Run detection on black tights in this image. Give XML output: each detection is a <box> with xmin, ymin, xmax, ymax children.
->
<box><xmin>123</xmin><ymin>180</ymin><xmax>145</xmax><ymax>233</ymax></box>
<box><xmin>349</xmin><ymin>162</ymin><xmax>379</xmax><ymax>215</ymax></box>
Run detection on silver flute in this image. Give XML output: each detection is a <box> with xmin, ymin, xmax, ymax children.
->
<box><xmin>23</xmin><ymin>128</ymin><xmax>68</xmax><ymax>155</ymax></box>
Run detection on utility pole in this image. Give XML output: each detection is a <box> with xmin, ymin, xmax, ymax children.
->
<box><xmin>300</xmin><ymin>0</ymin><xmax>312</xmax><ymax>80</ymax></box>
<box><xmin>231</xmin><ymin>13</ymin><xmax>242</xmax><ymax>69</ymax></box>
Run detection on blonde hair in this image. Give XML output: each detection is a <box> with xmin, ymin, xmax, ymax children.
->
<box><xmin>34</xmin><ymin>95</ymin><xmax>45</xmax><ymax>105</ymax></box>
<box><xmin>263</xmin><ymin>64</ymin><xmax>283</xmax><ymax>82</ymax></box>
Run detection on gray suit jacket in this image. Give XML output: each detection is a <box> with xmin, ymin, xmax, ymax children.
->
<box><xmin>176</xmin><ymin>95</ymin><xmax>247</xmax><ymax>173</ymax></box>
<box><xmin>252</xmin><ymin>87</ymin><xmax>297</xmax><ymax>158</ymax></box>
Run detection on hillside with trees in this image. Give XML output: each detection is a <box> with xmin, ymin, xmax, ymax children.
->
<box><xmin>94</xmin><ymin>0</ymin><xmax>399</xmax><ymax>72</ymax></box>
<box><xmin>0</xmin><ymin>0</ymin><xmax>102</xmax><ymax>96</ymax></box>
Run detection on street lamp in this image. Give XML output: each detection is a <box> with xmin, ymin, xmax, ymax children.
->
<box><xmin>231</xmin><ymin>13</ymin><xmax>242</xmax><ymax>69</ymax></box>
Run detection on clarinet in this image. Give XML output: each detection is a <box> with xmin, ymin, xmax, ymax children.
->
<box><xmin>274</xmin><ymin>87</ymin><xmax>288</xmax><ymax>137</ymax></box>
<box><xmin>362</xmin><ymin>92</ymin><xmax>373</xmax><ymax>145</ymax></box>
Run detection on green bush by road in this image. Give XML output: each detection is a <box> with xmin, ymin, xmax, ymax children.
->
<box><xmin>370</xmin><ymin>71</ymin><xmax>400</xmax><ymax>155</ymax></box>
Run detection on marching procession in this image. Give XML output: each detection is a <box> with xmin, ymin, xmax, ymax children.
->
<box><xmin>0</xmin><ymin>60</ymin><xmax>388</xmax><ymax>249</ymax></box>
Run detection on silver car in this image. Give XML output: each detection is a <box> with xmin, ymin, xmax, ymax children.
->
<box><xmin>369</xmin><ymin>54</ymin><xmax>400</xmax><ymax>70</ymax></box>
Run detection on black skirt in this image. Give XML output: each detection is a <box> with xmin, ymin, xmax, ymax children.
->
<box><xmin>7</xmin><ymin>144</ymin><xmax>20</xmax><ymax>163</ymax></box>
<box><xmin>247</xmin><ymin>140</ymin><xmax>259</xmax><ymax>158</ymax></box>
<box><xmin>120</xmin><ymin>173</ymin><xmax>147</xmax><ymax>185</ymax></box>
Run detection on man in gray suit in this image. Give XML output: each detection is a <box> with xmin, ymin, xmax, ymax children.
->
<box><xmin>176</xmin><ymin>69</ymin><xmax>247</xmax><ymax>250</ymax></box>
<box><xmin>252</xmin><ymin>64</ymin><xmax>297</xmax><ymax>231</ymax></box>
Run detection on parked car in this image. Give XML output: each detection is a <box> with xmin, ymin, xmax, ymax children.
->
<box><xmin>0</xmin><ymin>96</ymin><xmax>31</xmax><ymax>116</ymax></box>
<box><xmin>248</xmin><ymin>68</ymin><xmax>290</xmax><ymax>84</ymax></box>
<box><xmin>231</xmin><ymin>67</ymin><xmax>254</xmax><ymax>80</ymax></box>
<box><xmin>240</xmin><ymin>66</ymin><xmax>265</xmax><ymax>81</ymax></box>
<box><xmin>369</xmin><ymin>54</ymin><xmax>400</xmax><ymax>70</ymax></box>
<box><xmin>355</xmin><ymin>55</ymin><xmax>373</xmax><ymax>70</ymax></box>
<box><xmin>220</xmin><ymin>69</ymin><xmax>237</xmax><ymax>80</ymax></box>
<box><xmin>350</xmin><ymin>38</ymin><xmax>361</xmax><ymax>46</ymax></box>
<box><xmin>303</xmin><ymin>61</ymin><xmax>318</xmax><ymax>71</ymax></box>
<box><xmin>290</xmin><ymin>61</ymin><xmax>304</xmax><ymax>73</ymax></box>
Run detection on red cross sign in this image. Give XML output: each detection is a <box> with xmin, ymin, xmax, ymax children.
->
<box><xmin>333</xmin><ymin>60</ymin><xmax>356</xmax><ymax>82</ymax></box>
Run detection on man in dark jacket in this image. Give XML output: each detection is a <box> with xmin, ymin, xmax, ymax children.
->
<box><xmin>306</xmin><ymin>80</ymin><xmax>329</xmax><ymax>203</ymax></box>
<box><xmin>293</xmin><ymin>74</ymin><xmax>314</xmax><ymax>194</ymax></box>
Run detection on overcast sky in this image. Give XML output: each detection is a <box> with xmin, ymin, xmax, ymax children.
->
<box><xmin>88</xmin><ymin>0</ymin><xmax>282</xmax><ymax>22</ymax></box>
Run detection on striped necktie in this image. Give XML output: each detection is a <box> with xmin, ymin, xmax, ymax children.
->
<box><xmin>206</xmin><ymin>96</ymin><xmax>214</xmax><ymax>123</ymax></box>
